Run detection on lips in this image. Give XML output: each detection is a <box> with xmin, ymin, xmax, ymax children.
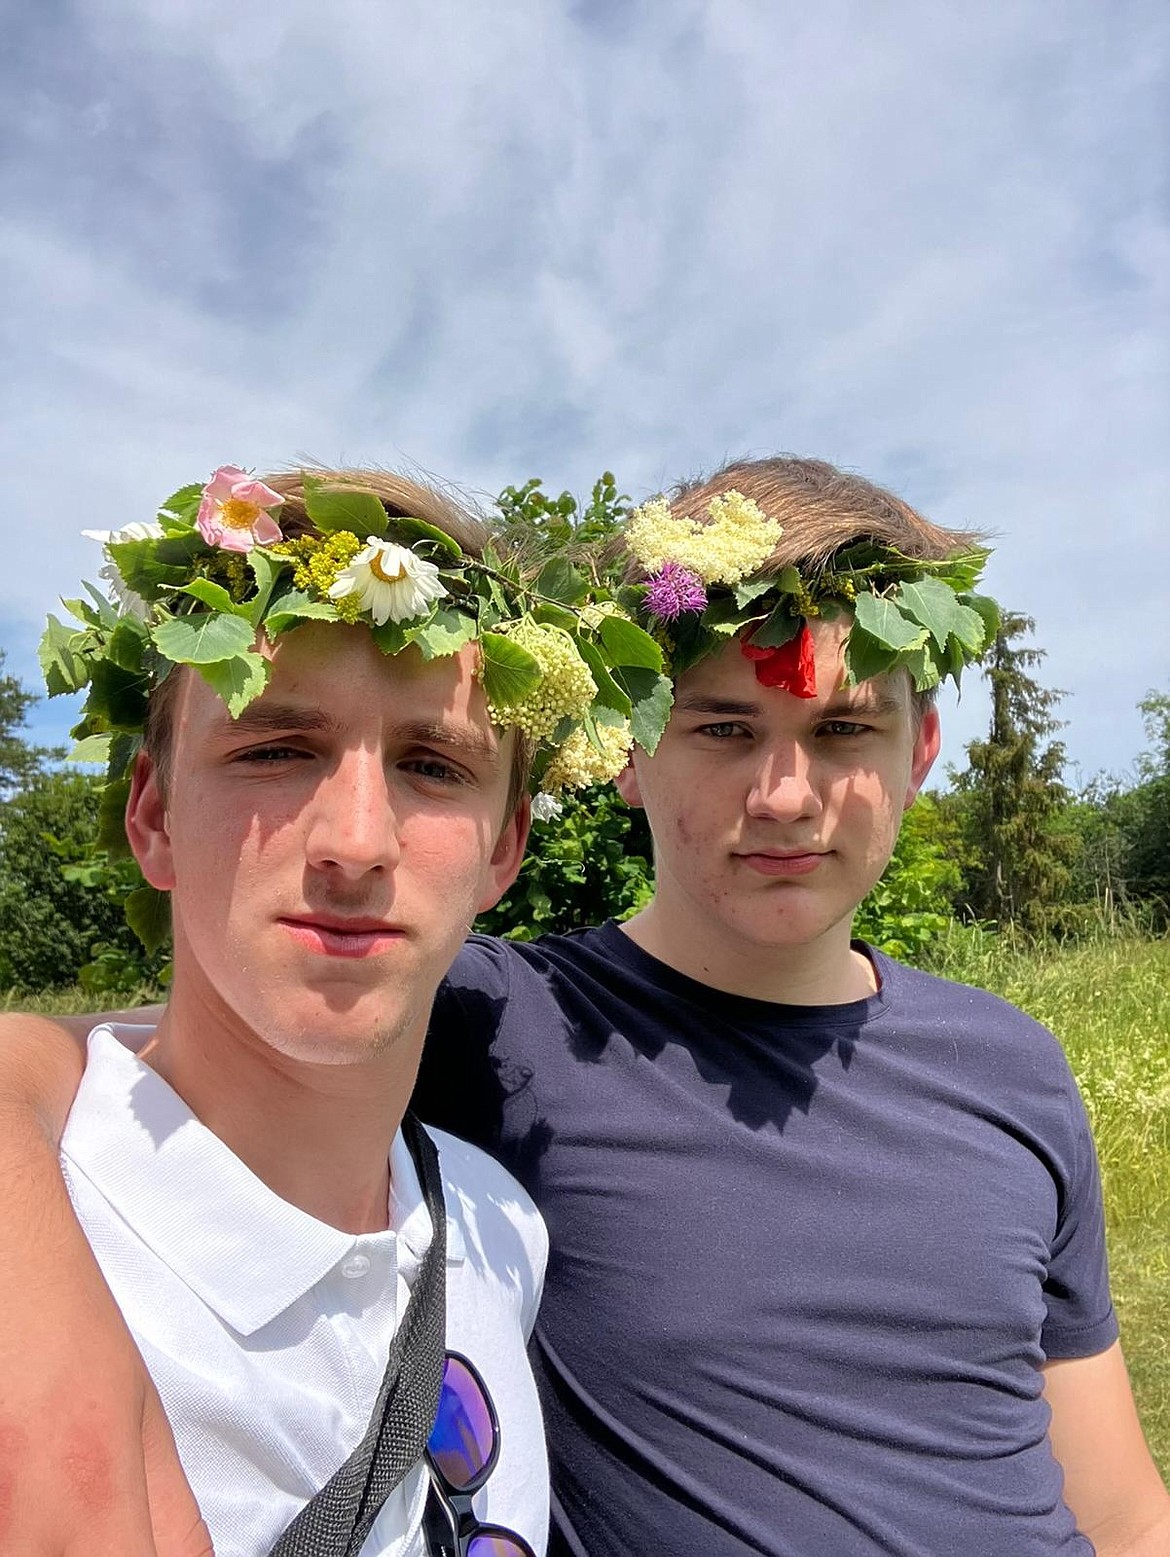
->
<box><xmin>278</xmin><ymin>915</ymin><xmax>407</xmax><ymax>959</ymax></box>
<box><xmin>735</xmin><ymin>850</ymin><xmax>827</xmax><ymax>878</ymax></box>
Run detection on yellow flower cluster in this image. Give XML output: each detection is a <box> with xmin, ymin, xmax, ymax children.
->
<box><xmin>624</xmin><ymin>489</ymin><xmax>782</xmax><ymax>586</ymax></box>
<box><xmin>487</xmin><ymin>619</ymin><xmax>597</xmax><ymax>742</ymax></box>
<box><xmin>274</xmin><ymin>531</ymin><xmax>365</xmax><ymax>620</ymax></box>
<box><xmin>543</xmin><ymin>720</ymin><xmax>632</xmax><ymax>794</ymax></box>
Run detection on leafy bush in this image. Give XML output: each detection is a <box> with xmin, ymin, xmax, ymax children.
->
<box><xmin>476</xmin><ymin>788</ymin><xmax>653</xmax><ymax>940</ymax></box>
<box><xmin>0</xmin><ymin>769</ymin><xmax>164</xmax><ymax>993</ymax></box>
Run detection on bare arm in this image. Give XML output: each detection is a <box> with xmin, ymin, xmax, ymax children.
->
<box><xmin>0</xmin><ymin>1010</ymin><xmax>210</xmax><ymax>1555</ymax></box>
<box><xmin>1044</xmin><ymin>1341</ymin><xmax>1170</xmax><ymax>1555</ymax></box>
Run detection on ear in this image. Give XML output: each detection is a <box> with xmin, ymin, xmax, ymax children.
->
<box><xmin>904</xmin><ymin>704</ymin><xmax>941</xmax><ymax>811</ymax></box>
<box><xmin>476</xmin><ymin>795</ymin><xmax>530</xmax><ymax>913</ymax></box>
<box><xmin>125</xmin><ymin>750</ymin><xmax>176</xmax><ymax>891</ymax></box>
<box><xmin>614</xmin><ymin>756</ymin><xmax>645</xmax><ymax>810</ymax></box>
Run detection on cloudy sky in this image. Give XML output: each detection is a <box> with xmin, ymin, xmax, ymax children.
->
<box><xmin>2</xmin><ymin>0</ymin><xmax>1167</xmax><ymax>784</ymax></box>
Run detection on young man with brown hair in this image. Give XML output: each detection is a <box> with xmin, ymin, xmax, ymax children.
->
<box><xmin>2</xmin><ymin>457</ymin><xmax>1168</xmax><ymax>1556</ymax></box>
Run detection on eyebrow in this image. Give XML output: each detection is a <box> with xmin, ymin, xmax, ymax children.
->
<box><xmin>675</xmin><ymin>690</ymin><xmax>906</xmax><ymax>720</ymax></box>
<box><xmin>222</xmin><ymin>705</ymin><xmax>501</xmax><ymax>764</ymax></box>
<box><xmin>675</xmin><ymin>695</ymin><xmax>764</xmax><ymax>718</ymax></box>
<box><xmin>822</xmin><ymin>692</ymin><xmax>905</xmax><ymax>718</ymax></box>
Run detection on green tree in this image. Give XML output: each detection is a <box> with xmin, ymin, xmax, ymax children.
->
<box><xmin>854</xmin><ymin>793</ymin><xmax>967</xmax><ymax>961</ymax></box>
<box><xmin>949</xmin><ymin>613</ymin><xmax>1076</xmax><ymax>934</ymax></box>
<box><xmin>1112</xmin><ymin>691</ymin><xmax>1170</xmax><ymax>927</ymax></box>
<box><xmin>0</xmin><ymin>768</ymin><xmax>163</xmax><ymax>991</ymax></box>
<box><xmin>0</xmin><ymin>649</ymin><xmax>59</xmax><ymax>794</ymax></box>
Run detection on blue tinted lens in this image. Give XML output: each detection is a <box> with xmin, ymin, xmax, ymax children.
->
<box><xmin>429</xmin><ymin>1354</ymin><xmax>496</xmax><ymax>1491</ymax></box>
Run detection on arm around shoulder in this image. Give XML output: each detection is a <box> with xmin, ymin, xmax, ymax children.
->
<box><xmin>0</xmin><ymin>1006</ymin><xmax>206</xmax><ymax>1554</ymax></box>
<box><xmin>1043</xmin><ymin>1341</ymin><xmax>1170</xmax><ymax>1555</ymax></box>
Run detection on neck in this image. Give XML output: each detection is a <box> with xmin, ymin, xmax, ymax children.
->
<box><xmin>139</xmin><ymin>984</ymin><xmax>418</xmax><ymax>1235</ymax></box>
<box><xmin>621</xmin><ymin>898</ymin><xmax>878</xmax><ymax>1006</ymax></box>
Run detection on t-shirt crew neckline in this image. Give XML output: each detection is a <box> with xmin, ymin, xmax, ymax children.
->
<box><xmin>591</xmin><ymin>918</ymin><xmax>894</xmax><ymax>1028</ymax></box>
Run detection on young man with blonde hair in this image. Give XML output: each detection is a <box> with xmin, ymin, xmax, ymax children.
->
<box><xmin>2</xmin><ymin>456</ymin><xmax>1168</xmax><ymax>1556</ymax></box>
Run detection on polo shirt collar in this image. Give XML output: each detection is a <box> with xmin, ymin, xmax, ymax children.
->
<box><xmin>66</xmin><ymin>1026</ymin><xmax>463</xmax><ymax>1336</ymax></box>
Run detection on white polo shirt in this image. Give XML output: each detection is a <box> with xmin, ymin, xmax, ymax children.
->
<box><xmin>61</xmin><ymin>1026</ymin><xmax>549</xmax><ymax>1557</ymax></box>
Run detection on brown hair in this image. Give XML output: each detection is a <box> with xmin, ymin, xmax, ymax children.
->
<box><xmin>666</xmin><ymin>455</ymin><xmax>985</xmax><ymax>717</ymax></box>
<box><xmin>669</xmin><ymin>455</ymin><xmax>983</xmax><ymax>574</ymax></box>
<box><xmin>143</xmin><ymin>466</ymin><xmax>534</xmax><ymax>815</ymax></box>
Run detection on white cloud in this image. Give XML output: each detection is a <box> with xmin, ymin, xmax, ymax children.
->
<box><xmin>1</xmin><ymin>0</ymin><xmax>1166</xmax><ymax>781</ymax></box>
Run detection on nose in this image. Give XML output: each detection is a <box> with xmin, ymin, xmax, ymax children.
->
<box><xmin>745</xmin><ymin>741</ymin><xmax>823</xmax><ymax>823</ymax></box>
<box><xmin>304</xmin><ymin>747</ymin><xmax>401</xmax><ymax>880</ymax></box>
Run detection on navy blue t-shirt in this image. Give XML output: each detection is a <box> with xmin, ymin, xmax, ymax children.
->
<box><xmin>413</xmin><ymin>923</ymin><xmax>1117</xmax><ymax>1556</ymax></box>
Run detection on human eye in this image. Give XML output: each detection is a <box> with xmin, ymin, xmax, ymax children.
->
<box><xmin>696</xmin><ymin>721</ymin><xmax>749</xmax><ymax>740</ymax></box>
<box><xmin>234</xmin><ymin>742</ymin><xmax>312</xmax><ymax>763</ymax></box>
<box><xmin>402</xmin><ymin>752</ymin><xmax>468</xmax><ymax>786</ymax></box>
<box><xmin>816</xmin><ymin>719</ymin><xmax>871</xmax><ymax>739</ymax></box>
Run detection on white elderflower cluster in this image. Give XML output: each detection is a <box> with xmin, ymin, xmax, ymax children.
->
<box><xmin>624</xmin><ymin>489</ymin><xmax>782</xmax><ymax>586</ymax></box>
<box><xmin>488</xmin><ymin>619</ymin><xmax>597</xmax><ymax>742</ymax></box>
<box><xmin>543</xmin><ymin>720</ymin><xmax>632</xmax><ymax>794</ymax></box>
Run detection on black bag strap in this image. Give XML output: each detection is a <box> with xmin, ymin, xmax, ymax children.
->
<box><xmin>268</xmin><ymin>1111</ymin><xmax>447</xmax><ymax>1556</ymax></box>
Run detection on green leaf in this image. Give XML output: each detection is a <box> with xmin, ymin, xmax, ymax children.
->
<box><xmin>903</xmin><ymin>644</ymin><xmax>942</xmax><ymax>693</ymax></box>
<box><xmin>960</xmin><ymin>592</ymin><xmax>1000</xmax><ymax>650</ymax></box>
<box><xmin>852</xmin><ymin>593</ymin><xmax>928</xmax><ymax>651</ymax></box>
<box><xmin>108</xmin><ymin>532</ymin><xmax>206</xmax><ymax>597</ymax></box>
<box><xmin>575</xmin><ymin>635</ymin><xmax>632</xmax><ymax>718</ymax></box>
<box><xmin>263</xmin><ymin>588</ymin><xmax>340</xmax><ymax>636</ymax></box>
<box><xmin>88</xmin><ymin>659</ymin><xmax>149</xmax><ymax>730</ymax></box>
<box><xmin>105</xmin><ymin>617</ymin><xmax>149</xmax><ymax>672</ymax></box>
<box><xmin>531</xmin><ymin>602</ymin><xmax>579</xmax><ymax>634</ymax></box>
<box><xmin>617</xmin><ymin>667</ymin><xmax>674</xmax><ymax>755</ymax></box>
<box><xmin>97</xmin><ymin>777</ymin><xmax>133</xmax><ymax>857</ymax></box>
<box><xmin>152</xmin><ymin>610</ymin><xmax>256</xmax><ymax>665</ymax></box>
<box><xmin>406</xmin><ymin>607</ymin><xmax>478</xmax><ymax>660</ymax></box>
<box><xmin>196</xmin><ymin>650</ymin><xmax>270</xmax><ymax>717</ymax></box>
<box><xmin>388</xmin><ymin>516</ymin><xmax>464</xmax><ymax>560</ymax></box>
<box><xmin>479</xmin><ymin>632</ymin><xmax>542</xmax><ymax>708</ymax></box>
<box><xmin>749</xmin><ymin>602</ymin><xmax>800</xmax><ymax>649</ymax></box>
<box><xmin>896</xmin><ymin>576</ymin><xmax>986</xmax><ymax>654</ymax></box>
<box><xmin>68</xmin><ymin>733</ymin><xmax>112</xmax><ymax>765</ymax></box>
<box><xmin>536</xmin><ymin>556</ymin><xmax>589</xmax><ymax>606</ymax></box>
<box><xmin>302</xmin><ymin>479</ymin><xmax>389</xmax><ymax>536</ymax></box>
<box><xmin>733</xmin><ymin>575</ymin><xmax>776</xmax><ymax>609</ymax></box>
<box><xmin>599</xmin><ymin>614</ymin><xmax>664</xmax><ymax>672</ymax></box>
<box><xmin>39</xmin><ymin>615</ymin><xmax>91</xmax><ymax>695</ymax></box>
<box><xmin>842</xmin><ymin>625</ymin><xmax>899</xmax><ymax>685</ymax></box>
<box><xmin>125</xmin><ymin>885</ymin><xmax>172</xmax><ymax>954</ymax></box>
<box><xmin>244</xmin><ymin>547</ymin><xmax>286</xmax><ymax>626</ymax></box>
<box><xmin>370</xmin><ymin>620</ymin><xmax>410</xmax><ymax>656</ymax></box>
<box><xmin>178</xmin><ymin>578</ymin><xmax>253</xmax><ymax>618</ymax></box>
<box><xmin>157</xmin><ymin>483</ymin><xmax>203</xmax><ymax>528</ymax></box>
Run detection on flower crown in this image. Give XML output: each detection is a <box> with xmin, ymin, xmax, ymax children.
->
<box><xmin>39</xmin><ymin>467</ymin><xmax>692</xmax><ymax>846</ymax></box>
<box><xmin>616</xmin><ymin>490</ymin><xmax>999</xmax><ymax>698</ymax></box>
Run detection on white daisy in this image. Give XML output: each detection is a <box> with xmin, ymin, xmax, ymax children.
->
<box><xmin>327</xmin><ymin>537</ymin><xmax>447</xmax><ymax>626</ymax></box>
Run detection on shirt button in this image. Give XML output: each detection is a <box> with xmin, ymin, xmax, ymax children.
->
<box><xmin>340</xmin><ymin>1253</ymin><xmax>371</xmax><ymax>1279</ymax></box>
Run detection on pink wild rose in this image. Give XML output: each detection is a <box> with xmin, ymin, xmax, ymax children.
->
<box><xmin>197</xmin><ymin>466</ymin><xmax>285</xmax><ymax>552</ymax></box>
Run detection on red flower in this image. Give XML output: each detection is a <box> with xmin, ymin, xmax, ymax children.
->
<box><xmin>741</xmin><ymin>621</ymin><xmax>817</xmax><ymax>697</ymax></box>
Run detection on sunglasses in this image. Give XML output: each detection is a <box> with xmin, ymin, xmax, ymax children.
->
<box><xmin>423</xmin><ymin>1352</ymin><xmax>538</xmax><ymax>1557</ymax></box>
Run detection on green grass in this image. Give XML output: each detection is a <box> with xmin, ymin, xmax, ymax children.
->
<box><xmin>930</xmin><ymin>927</ymin><xmax>1170</xmax><ymax>1475</ymax></box>
<box><xmin>8</xmin><ymin>935</ymin><xmax>1170</xmax><ymax>1474</ymax></box>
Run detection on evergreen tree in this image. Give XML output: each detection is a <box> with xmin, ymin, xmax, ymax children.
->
<box><xmin>0</xmin><ymin>649</ymin><xmax>57</xmax><ymax>794</ymax></box>
<box><xmin>950</xmin><ymin>612</ymin><xmax>1076</xmax><ymax>933</ymax></box>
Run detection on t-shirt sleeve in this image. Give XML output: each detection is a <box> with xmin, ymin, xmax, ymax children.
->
<box><xmin>411</xmin><ymin>935</ymin><xmax>515</xmax><ymax>1150</ymax></box>
<box><xmin>1040</xmin><ymin>1075</ymin><xmax>1119</xmax><ymax>1360</ymax></box>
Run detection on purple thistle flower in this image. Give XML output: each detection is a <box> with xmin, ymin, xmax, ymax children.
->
<box><xmin>644</xmin><ymin>562</ymin><xmax>707</xmax><ymax>620</ymax></box>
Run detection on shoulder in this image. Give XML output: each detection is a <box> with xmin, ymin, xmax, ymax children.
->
<box><xmin>425</xmin><ymin>1124</ymin><xmax>549</xmax><ymax>1292</ymax></box>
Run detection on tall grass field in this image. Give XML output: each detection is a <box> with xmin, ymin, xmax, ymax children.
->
<box><xmin>931</xmin><ymin>929</ymin><xmax>1170</xmax><ymax>1476</ymax></box>
<box><xmin>8</xmin><ymin>931</ymin><xmax>1170</xmax><ymax>1476</ymax></box>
